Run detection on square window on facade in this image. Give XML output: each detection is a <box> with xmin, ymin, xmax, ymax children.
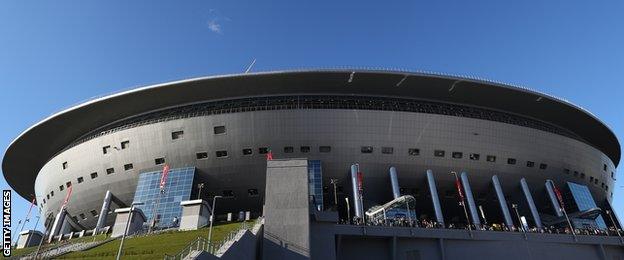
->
<box><xmin>242</xmin><ymin>149</ymin><xmax>253</xmax><ymax>155</ymax></box>
<box><xmin>216</xmin><ymin>150</ymin><xmax>228</xmax><ymax>158</ymax></box>
<box><xmin>319</xmin><ymin>146</ymin><xmax>331</xmax><ymax>153</ymax></box>
<box><xmin>612</xmin><ymin>172</ymin><xmax>615</xmax><ymax>179</ymax></box>
<box><xmin>574</xmin><ymin>171</ymin><xmax>578</xmax><ymax>177</ymax></box>
<box><xmin>601</xmin><ymin>182</ymin><xmax>605</xmax><ymax>188</ymax></box>
<box><xmin>452</xmin><ymin>152</ymin><xmax>463</xmax><ymax>159</ymax></box>
<box><xmin>486</xmin><ymin>155</ymin><xmax>496</xmax><ymax>162</ymax></box>
<box><xmin>50</xmin><ymin>191</ymin><xmax>54</xmax><ymax>197</ymax></box>
<box><xmin>580</xmin><ymin>173</ymin><xmax>585</xmax><ymax>179</ymax></box>
<box><xmin>222</xmin><ymin>190</ymin><xmax>235</xmax><ymax>197</ymax></box>
<box><xmin>121</xmin><ymin>140</ymin><xmax>130</xmax><ymax>149</ymax></box>
<box><xmin>258</xmin><ymin>147</ymin><xmax>269</xmax><ymax>154</ymax></box>
<box><xmin>539</xmin><ymin>163</ymin><xmax>547</xmax><ymax>170</ymax></box>
<box><xmin>507</xmin><ymin>158</ymin><xmax>516</xmax><ymax>165</ymax></box>
<box><xmin>300</xmin><ymin>146</ymin><xmax>310</xmax><ymax>153</ymax></box>
<box><xmin>59</xmin><ymin>185</ymin><xmax>64</xmax><ymax>191</ymax></box>
<box><xmin>90</xmin><ymin>172</ymin><xmax>98</xmax><ymax>179</ymax></box>
<box><xmin>361</xmin><ymin>146</ymin><xmax>374</xmax><ymax>154</ymax></box>
<box><xmin>434</xmin><ymin>150</ymin><xmax>445</xmax><ymax>157</ymax></box>
<box><xmin>590</xmin><ymin>176</ymin><xmax>594</xmax><ymax>182</ymax></box>
<box><xmin>213</xmin><ymin>126</ymin><xmax>226</xmax><ymax>134</ymax></box>
<box><xmin>77</xmin><ymin>177</ymin><xmax>84</xmax><ymax>183</ymax></box>
<box><xmin>171</xmin><ymin>130</ymin><xmax>184</xmax><ymax>140</ymax></box>
<box><xmin>408</xmin><ymin>148</ymin><xmax>420</xmax><ymax>156</ymax></box>
<box><xmin>66</xmin><ymin>181</ymin><xmax>72</xmax><ymax>188</ymax></box>
<box><xmin>526</xmin><ymin>161</ymin><xmax>534</xmax><ymax>167</ymax></box>
<box><xmin>248</xmin><ymin>189</ymin><xmax>259</xmax><ymax>197</ymax></box>
<box><xmin>470</xmin><ymin>153</ymin><xmax>480</xmax><ymax>160</ymax></box>
<box><xmin>595</xmin><ymin>179</ymin><xmax>598</xmax><ymax>184</ymax></box>
<box><xmin>564</xmin><ymin>168</ymin><xmax>570</xmax><ymax>174</ymax></box>
<box><xmin>62</xmin><ymin>162</ymin><xmax>68</xmax><ymax>170</ymax></box>
<box><xmin>79</xmin><ymin>213</ymin><xmax>86</xmax><ymax>220</ymax></box>
<box><xmin>381</xmin><ymin>147</ymin><xmax>394</xmax><ymax>154</ymax></box>
<box><xmin>106</xmin><ymin>168</ymin><xmax>115</xmax><ymax>174</ymax></box>
<box><xmin>102</xmin><ymin>145</ymin><xmax>111</xmax><ymax>154</ymax></box>
<box><xmin>155</xmin><ymin>157</ymin><xmax>165</xmax><ymax>165</ymax></box>
<box><xmin>196</xmin><ymin>152</ymin><xmax>208</xmax><ymax>159</ymax></box>
<box><xmin>603</xmin><ymin>164</ymin><xmax>607</xmax><ymax>171</ymax></box>
<box><xmin>124</xmin><ymin>163</ymin><xmax>133</xmax><ymax>171</ymax></box>
<box><xmin>46</xmin><ymin>194</ymin><xmax>49</xmax><ymax>200</ymax></box>
<box><xmin>284</xmin><ymin>146</ymin><xmax>294</xmax><ymax>153</ymax></box>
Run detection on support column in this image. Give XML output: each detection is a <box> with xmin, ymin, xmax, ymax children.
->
<box><xmin>520</xmin><ymin>178</ymin><xmax>543</xmax><ymax>229</ymax></box>
<box><xmin>389</xmin><ymin>167</ymin><xmax>401</xmax><ymax>199</ymax></box>
<box><xmin>426</xmin><ymin>170</ymin><xmax>444</xmax><ymax>226</ymax></box>
<box><xmin>460</xmin><ymin>172</ymin><xmax>481</xmax><ymax>228</ymax></box>
<box><xmin>545</xmin><ymin>180</ymin><xmax>563</xmax><ymax>217</ymax></box>
<box><xmin>492</xmin><ymin>175</ymin><xmax>513</xmax><ymax>229</ymax></box>
<box><xmin>95</xmin><ymin>190</ymin><xmax>112</xmax><ymax>234</ymax></box>
<box><xmin>350</xmin><ymin>164</ymin><xmax>363</xmax><ymax>218</ymax></box>
<box><xmin>48</xmin><ymin>209</ymin><xmax>66</xmax><ymax>243</ymax></box>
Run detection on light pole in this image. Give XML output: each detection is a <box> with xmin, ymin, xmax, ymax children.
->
<box><xmin>207</xmin><ymin>196</ymin><xmax>223</xmax><ymax>246</ymax></box>
<box><xmin>345</xmin><ymin>197</ymin><xmax>351</xmax><ymax>224</ymax></box>
<box><xmin>511</xmin><ymin>204</ymin><xmax>526</xmax><ymax>239</ymax></box>
<box><xmin>606</xmin><ymin>210</ymin><xmax>623</xmax><ymax>243</ymax></box>
<box><xmin>197</xmin><ymin>183</ymin><xmax>205</xmax><ymax>200</ymax></box>
<box><xmin>330</xmin><ymin>178</ymin><xmax>339</xmax><ymax>208</ymax></box>
<box><xmin>116</xmin><ymin>202</ymin><xmax>143</xmax><ymax>260</ymax></box>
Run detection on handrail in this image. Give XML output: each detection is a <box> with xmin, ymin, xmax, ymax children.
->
<box><xmin>163</xmin><ymin>219</ymin><xmax>260</xmax><ymax>260</ymax></box>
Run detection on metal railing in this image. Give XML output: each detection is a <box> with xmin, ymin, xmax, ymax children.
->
<box><xmin>163</xmin><ymin>219</ymin><xmax>259</xmax><ymax>260</ymax></box>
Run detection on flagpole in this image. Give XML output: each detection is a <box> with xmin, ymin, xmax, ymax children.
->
<box><xmin>550</xmin><ymin>181</ymin><xmax>576</xmax><ymax>242</ymax></box>
<box><xmin>151</xmin><ymin>164</ymin><xmax>170</xmax><ymax>233</ymax></box>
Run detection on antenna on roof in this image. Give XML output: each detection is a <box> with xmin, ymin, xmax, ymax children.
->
<box><xmin>244</xmin><ymin>58</ymin><xmax>256</xmax><ymax>74</ymax></box>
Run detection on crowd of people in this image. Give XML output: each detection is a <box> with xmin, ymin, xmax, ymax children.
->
<box><xmin>340</xmin><ymin>216</ymin><xmax>623</xmax><ymax>238</ymax></box>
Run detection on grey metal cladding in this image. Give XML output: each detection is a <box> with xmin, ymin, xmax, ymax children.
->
<box><xmin>2</xmin><ymin>70</ymin><xmax>620</xmax><ymax>201</ymax></box>
<box><xmin>35</xmin><ymin>108</ymin><xmax>615</xmax><ymax>229</ymax></box>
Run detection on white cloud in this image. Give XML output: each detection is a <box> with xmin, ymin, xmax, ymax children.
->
<box><xmin>207</xmin><ymin>20</ymin><xmax>222</xmax><ymax>34</ymax></box>
<box><xmin>206</xmin><ymin>9</ymin><xmax>229</xmax><ymax>34</ymax></box>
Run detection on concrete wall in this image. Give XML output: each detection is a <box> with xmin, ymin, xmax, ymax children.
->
<box><xmin>180</xmin><ymin>200</ymin><xmax>210</xmax><ymax>231</ymax></box>
<box><xmin>263</xmin><ymin>159</ymin><xmax>310</xmax><ymax>260</ymax></box>
<box><xmin>329</xmin><ymin>225</ymin><xmax>624</xmax><ymax>260</ymax></box>
<box><xmin>34</xmin><ymin>109</ymin><xmax>616</xmax><ymax>229</ymax></box>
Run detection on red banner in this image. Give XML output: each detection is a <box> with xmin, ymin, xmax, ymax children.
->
<box><xmin>62</xmin><ymin>186</ymin><xmax>73</xmax><ymax>208</ymax></box>
<box><xmin>553</xmin><ymin>184</ymin><xmax>565</xmax><ymax>210</ymax></box>
<box><xmin>160</xmin><ymin>164</ymin><xmax>170</xmax><ymax>191</ymax></box>
<box><xmin>357</xmin><ymin>171</ymin><xmax>363</xmax><ymax>193</ymax></box>
<box><xmin>454</xmin><ymin>175</ymin><xmax>465</xmax><ymax>205</ymax></box>
<box><xmin>266</xmin><ymin>150</ymin><xmax>273</xmax><ymax>161</ymax></box>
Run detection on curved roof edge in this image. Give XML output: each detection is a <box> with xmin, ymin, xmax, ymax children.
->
<box><xmin>3</xmin><ymin>69</ymin><xmax>621</xmax><ymax>201</ymax></box>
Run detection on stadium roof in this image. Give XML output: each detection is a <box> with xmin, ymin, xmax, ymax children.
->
<box><xmin>3</xmin><ymin>70</ymin><xmax>620</xmax><ymax>201</ymax></box>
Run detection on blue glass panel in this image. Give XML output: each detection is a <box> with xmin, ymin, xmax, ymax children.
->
<box><xmin>132</xmin><ymin>167</ymin><xmax>195</xmax><ymax>228</ymax></box>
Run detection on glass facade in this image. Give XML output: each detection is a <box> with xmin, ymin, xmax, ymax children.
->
<box><xmin>308</xmin><ymin>160</ymin><xmax>323</xmax><ymax>210</ymax></box>
<box><xmin>133</xmin><ymin>167</ymin><xmax>195</xmax><ymax>229</ymax></box>
<box><xmin>567</xmin><ymin>182</ymin><xmax>607</xmax><ymax>229</ymax></box>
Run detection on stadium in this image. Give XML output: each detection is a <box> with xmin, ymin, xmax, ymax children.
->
<box><xmin>3</xmin><ymin>69</ymin><xmax>623</xmax><ymax>259</ymax></box>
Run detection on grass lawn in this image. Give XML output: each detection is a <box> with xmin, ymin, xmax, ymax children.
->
<box><xmin>59</xmin><ymin>221</ymin><xmax>249</xmax><ymax>259</ymax></box>
<box><xmin>9</xmin><ymin>234</ymin><xmax>109</xmax><ymax>258</ymax></box>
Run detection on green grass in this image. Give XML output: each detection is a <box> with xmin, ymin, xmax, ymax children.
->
<box><xmin>59</xmin><ymin>221</ymin><xmax>249</xmax><ymax>259</ymax></box>
<box><xmin>9</xmin><ymin>234</ymin><xmax>109</xmax><ymax>258</ymax></box>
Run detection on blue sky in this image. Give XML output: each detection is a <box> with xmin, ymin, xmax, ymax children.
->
<box><xmin>1</xmin><ymin>1</ymin><xmax>623</xmax><ymax>234</ymax></box>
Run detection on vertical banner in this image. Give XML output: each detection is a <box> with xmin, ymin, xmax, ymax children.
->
<box><xmin>160</xmin><ymin>164</ymin><xmax>170</xmax><ymax>192</ymax></box>
<box><xmin>61</xmin><ymin>186</ymin><xmax>73</xmax><ymax>208</ymax></box>
<box><xmin>553</xmin><ymin>184</ymin><xmax>565</xmax><ymax>211</ymax></box>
